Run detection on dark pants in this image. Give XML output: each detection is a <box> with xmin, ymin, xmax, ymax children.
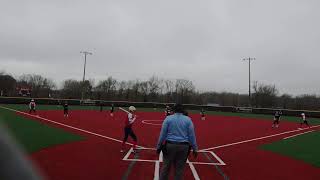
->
<box><xmin>160</xmin><ymin>143</ymin><xmax>189</xmax><ymax>180</ymax></box>
<box><xmin>29</xmin><ymin>109</ymin><xmax>36</xmax><ymax>114</ymax></box>
<box><xmin>301</xmin><ymin>120</ymin><xmax>309</xmax><ymax>126</ymax></box>
<box><xmin>123</xmin><ymin>127</ymin><xmax>137</xmax><ymax>142</ymax></box>
<box><xmin>64</xmin><ymin>109</ymin><xmax>68</xmax><ymax>115</ymax></box>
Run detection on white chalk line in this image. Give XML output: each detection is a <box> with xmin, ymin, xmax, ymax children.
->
<box><xmin>283</xmin><ymin>130</ymin><xmax>315</xmax><ymax>139</ymax></box>
<box><xmin>154</xmin><ymin>161</ymin><xmax>160</xmax><ymax>180</ymax></box>
<box><xmin>200</xmin><ymin>125</ymin><xmax>320</xmax><ymax>151</ymax></box>
<box><xmin>0</xmin><ymin>106</ymin><xmax>145</xmax><ymax>149</ymax></box>
<box><xmin>189</xmin><ymin>162</ymin><xmax>200</xmax><ymax>180</ymax></box>
<box><xmin>153</xmin><ymin>151</ymin><xmax>162</xmax><ymax>180</ymax></box>
<box><xmin>123</xmin><ymin>147</ymin><xmax>226</xmax><ymax>180</ymax></box>
<box><xmin>142</xmin><ymin>120</ymin><xmax>163</xmax><ymax>126</ymax></box>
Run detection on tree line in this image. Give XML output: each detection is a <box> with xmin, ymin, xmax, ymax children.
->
<box><xmin>0</xmin><ymin>72</ymin><xmax>319</xmax><ymax>110</ymax></box>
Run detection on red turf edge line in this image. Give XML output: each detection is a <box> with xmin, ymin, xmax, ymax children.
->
<box><xmin>0</xmin><ymin>106</ymin><xmax>145</xmax><ymax>149</ymax></box>
<box><xmin>200</xmin><ymin>125</ymin><xmax>320</xmax><ymax>151</ymax></box>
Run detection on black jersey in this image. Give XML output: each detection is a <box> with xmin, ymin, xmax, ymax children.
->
<box><xmin>200</xmin><ymin>109</ymin><xmax>205</xmax><ymax>116</ymax></box>
<box><xmin>63</xmin><ymin>104</ymin><xmax>68</xmax><ymax>110</ymax></box>
<box><xmin>165</xmin><ymin>107</ymin><xmax>171</xmax><ymax>116</ymax></box>
<box><xmin>274</xmin><ymin>111</ymin><xmax>281</xmax><ymax>118</ymax></box>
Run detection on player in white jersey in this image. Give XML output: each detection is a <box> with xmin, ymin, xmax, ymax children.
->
<box><xmin>300</xmin><ymin>112</ymin><xmax>310</xmax><ymax>128</ymax></box>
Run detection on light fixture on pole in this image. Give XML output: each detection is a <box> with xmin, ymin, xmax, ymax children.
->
<box><xmin>80</xmin><ymin>51</ymin><xmax>92</xmax><ymax>100</ymax></box>
<box><xmin>243</xmin><ymin>57</ymin><xmax>255</xmax><ymax>106</ymax></box>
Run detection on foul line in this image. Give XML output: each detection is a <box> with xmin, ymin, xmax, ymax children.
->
<box><xmin>142</xmin><ymin>120</ymin><xmax>163</xmax><ymax>126</ymax></box>
<box><xmin>204</xmin><ymin>152</ymin><xmax>229</xmax><ymax>180</ymax></box>
<box><xmin>200</xmin><ymin>125</ymin><xmax>320</xmax><ymax>151</ymax></box>
<box><xmin>0</xmin><ymin>106</ymin><xmax>144</xmax><ymax>148</ymax></box>
<box><xmin>153</xmin><ymin>151</ymin><xmax>163</xmax><ymax>180</ymax></box>
<box><xmin>188</xmin><ymin>163</ymin><xmax>200</xmax><ymax>180</ymax></box>
<box><xmin>154</xmin><ymin>161</ymin><xmax>160</xmax><ymax>180</ymax></box>
<box><xmin>283</xmin><ymin>130</ymin><xmax>315</xmax><ymax>140</ymax></box>
<box><xmin>122</xmin><ymin>148</ymin><xmax>140</xmax><ymax>180</ymax></box>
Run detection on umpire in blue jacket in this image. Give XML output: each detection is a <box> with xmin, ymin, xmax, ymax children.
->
<box><xmin>156</xmin><ymin>104</ymin><xmax>198</xmax><ymax>180</ymax></box>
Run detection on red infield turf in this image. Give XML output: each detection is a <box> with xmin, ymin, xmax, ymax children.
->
<box><xmin>15</xmin><ymin>109</ymin><xmax>320</xmax><ymax>180</ymax></box>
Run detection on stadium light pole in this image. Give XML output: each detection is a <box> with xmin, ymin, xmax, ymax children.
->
<box><xmin>80</xmin><ymin>51</ymin><xmax>93</xmax><ymax>100</ymax></box>
<box><xmin>243</xmin><ymin>57</ymin><xmax>255</xmax><ymax>106</ymax></box>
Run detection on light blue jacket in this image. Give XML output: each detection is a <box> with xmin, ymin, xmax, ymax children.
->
<box><xmin>157</xmin><ymin>113</ymin><xmax>198</xmax><ymax>151</ymax></box>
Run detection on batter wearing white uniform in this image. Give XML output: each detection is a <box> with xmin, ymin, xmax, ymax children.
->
<box><xmin>121</xmin><ymin>106</ymin><xmax>138</xmax><ymax>153</ymax></box>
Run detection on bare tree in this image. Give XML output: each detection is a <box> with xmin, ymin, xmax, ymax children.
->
<box><xmin>175</xmin><ymin>79</ymin><xmax>195</xmax><ymax>103</ymax></box>
<box><xmin>0</xmin><ymin>73</ymin><xmax>16</xmax><ymax>96</ymax></box>
<box><xmin>278</xmin><ymin>94</ymin><xmax>293</xmax><ymax>109</ymax></box>
<box><xmin>116</xmin><ymin>81</ymin><xmax>127</xmax><ymax>100</ymax></box>
<box><xmin>82</xmin><ymin>79</ymin><xmax>94</xmax><ymax>99</ymax></box>
<box><xmin>294</xmin><ymin>94</ymin><xmax>319</xmax><ymax>110</ymax></box>
<box><xmin>252</xmin><ymin>81</ymin><xmax>278</xmax><ymax>108</ymax></box>
<box><xmin>96</xmin><ymin>76</ymin><xmax>117</xmax><ymax>100</ymax></box>
<box><xmin>139</xmin><ymin>81</ymin><xmax>150</xmax><ymax>102</ymax></box>
<box><xmin>164</xmin><ymin>79</ymin><xmax>175</xmax><ymax>102</ymax></box>
<box><xmin>61</xmin><ymin>79</ymin><xmax>82</xmax><ymax>99</ymax></box>
<box><xmin>131</xmin><ymin>80</ymin><xmax>141</xmax><ymax>101</ymax></box>
<box><xmin>148</xmin><ymin>76</ymin><xmax>161</xmax><ymax>101</ymax></box>
<box><xmin>18</xmin><ymin>74</ymin><xmax>56</xmax><ymax>97</ymax></box>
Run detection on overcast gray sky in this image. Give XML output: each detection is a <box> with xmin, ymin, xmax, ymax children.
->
<box><xmin>1</xmin><ymin>0</ymin><xmax>319</xmax><ymax>95</ymax></box>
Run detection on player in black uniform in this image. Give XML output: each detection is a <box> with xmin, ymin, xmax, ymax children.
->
<box><xmin>165</xmin><ymin>105</ymin><xmax>171</xmax><ymax>116</ymax></box>
<box><xmin>110</xmin><ymin>104</ymin><xmax>115</xmax><ymax>117</ymax></box>
<box><xmin>99</xmin><ymin>101</ymin><xmax>103</xmax><ymax>112</ymax></box>
<box><xmin>63</xmin><ymin>101</ymin><xmax>69</xmax><ymax>117</ymax></box>
<box><xmin>29</xmin><ymin>99</ymin><xmax>36</xmax><ymax>114</ymax></box>
<box><xmin>272</xmin><ymin>110</ymin><xmax>282</xmax><ymax>128</ymax></box>
<box><xmin>200</xmin><ymin>108</ymin><xmax>206</xmax><ymax>120</ymax></box>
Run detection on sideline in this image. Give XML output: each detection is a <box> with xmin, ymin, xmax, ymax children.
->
<box><xmin>0</xmin><ymin>106</ymin><xmax>145</xmax><ymax>148</ymax></box>
<box><xmin>283</xmin><ymin>130</ymin><xmax>315</xmax><ymax>140</ymax></box>
<box><xmin>200</xmin><ymin>125</ymin><xmax>320</xmax><ymax>151</ymax></box>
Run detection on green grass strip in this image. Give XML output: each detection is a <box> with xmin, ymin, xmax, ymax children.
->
<box><xmin>0</xmin><ymin>107</ymin><xmax>84</xmax><ymax>153</ymax></box>
<box><xmin>261</xmin><ymin>131</ymin><xmax>320</xmax><ymax>167</ymax></box>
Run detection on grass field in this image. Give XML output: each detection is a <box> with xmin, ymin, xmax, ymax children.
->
<box><xmin>0</xmin><ymin>106</ymin><xmax>84</xmax><ymax>153</ymax></box>
<box><xmin>0</xmin><ymin>104</ymin><xmax>319</xmax><ymax>179</ymax></box>
<box><xmin>261</xmin><ymin>131</ymin><xmax>320</xmax><ymax>167</ymax></box>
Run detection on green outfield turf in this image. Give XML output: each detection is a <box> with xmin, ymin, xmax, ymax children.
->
<box><xmin>0</xmin><ymin>107</ymin><xmax>84</xmax><ymax>153</ymax></box>
<box><xmin>261</xmin><ymin>131</ymin><xmax>320</xmax><ymax>167</ymax></box>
